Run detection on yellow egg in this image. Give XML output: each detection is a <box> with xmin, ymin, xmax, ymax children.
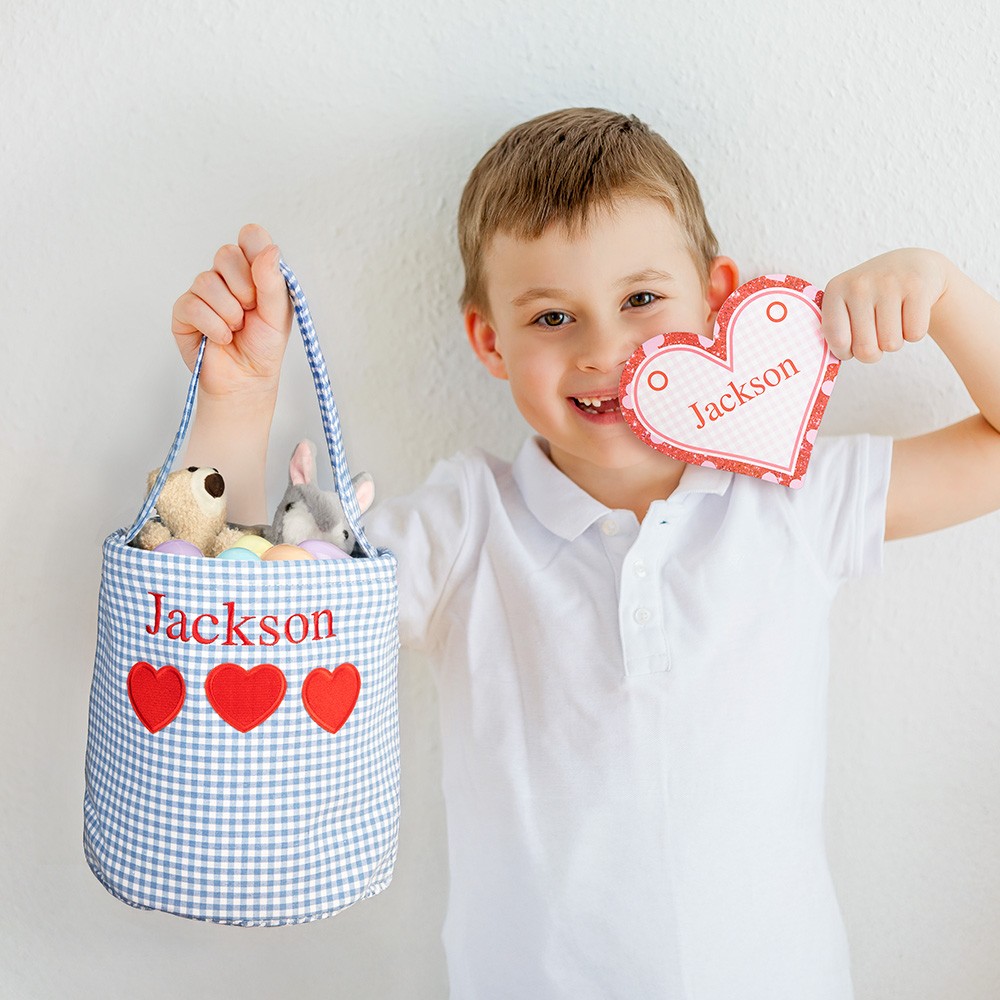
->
<box><xmin>231</xmin><ymin>534</ymin><xmax>273</xmax><ymax>556</ymax></box>
<box><xmin>261</xmin><ymin>543</ymin><xmax>316</xmax><ymax>561</ymax></box>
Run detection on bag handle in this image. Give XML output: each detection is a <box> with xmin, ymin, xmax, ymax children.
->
<box><xmin>123</xmin><ymin>260</ymin><xmax>378</xmax><ymax>559</ymax></box>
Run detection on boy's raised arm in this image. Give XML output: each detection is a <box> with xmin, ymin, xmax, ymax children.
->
<box><xmin>172</xmin><ymin>224</ymin><xmax>292</xmax><ymax>525</ymax></box>
<box><xmin>821</xmin><ymin>249</ymin><xmax>1000</xmax><ymax>540</ymax></box>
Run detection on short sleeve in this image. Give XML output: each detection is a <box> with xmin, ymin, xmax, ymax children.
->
<box><xmin>364</xmin><ymin>453</ymin><xmax>472</xmax><ymax>653</ymax></box>
<box><xmin>786</xmin><ymin>434</ymin><xmax>893</xmax><ymax>583</ymax></box>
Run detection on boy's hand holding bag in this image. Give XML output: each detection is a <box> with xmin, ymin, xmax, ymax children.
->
<box><xmin>84</xmin><ymin>263</ymin><xmax>400</xmax><ymax>926</ymax></box>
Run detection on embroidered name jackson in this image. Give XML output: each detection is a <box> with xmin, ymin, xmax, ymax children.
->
<box><xmin>144</xmin><ymin>591</ymin><xmax>337</xmax><ymax>646</ymax></box>
<box><xmin>688</xmin><ymin>357</ymin><xmax>800</xmax><ymax>430</ymax></box>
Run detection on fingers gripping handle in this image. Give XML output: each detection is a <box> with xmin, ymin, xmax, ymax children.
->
<box><xmin>124</xmin><ymin>261</ymin><xmax>377</xmax><ymax>558</ymax></box>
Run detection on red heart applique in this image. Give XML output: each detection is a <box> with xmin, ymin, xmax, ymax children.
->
<box><xmin>301</xmin><ymin>663</ymin><xmax>361</xmax><ymax>734</ymax></box>
<box><xmin>127</xmin><ymin>661</ymin><xmax>186</xmax><ymax>733</ymax></box>
<box><xmin>620</xmin><ymin>275</ymin><xmax>840</xmax><ymax>487</ymax></box>
<box><xmin>204</xmin><ymin>663</ymin><xmax>287</xmax><ymax>732</ymax></box>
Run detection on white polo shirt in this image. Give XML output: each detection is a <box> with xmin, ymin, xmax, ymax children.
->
<box><xmin>368</xmin><ymin>432</ymin><xmax>893</xmax><ymax>1000</ymax></box>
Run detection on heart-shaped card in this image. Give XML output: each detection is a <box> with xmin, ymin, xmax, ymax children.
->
<box><xmin>619</xmin><ymin>275</ymin><xmax>839</xmax><ymax>487</ymax></box>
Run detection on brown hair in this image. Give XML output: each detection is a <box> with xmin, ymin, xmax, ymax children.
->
<box><xmin>457</xmin><ymin>107</ymin><xmax>719</xmax><ymax>317</ymax></box>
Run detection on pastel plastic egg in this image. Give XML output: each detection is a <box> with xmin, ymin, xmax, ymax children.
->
<box><xmin>216</xmin><ymin>546</ymin><xmax>261</xmax><ymax>561</ymax></box>
<box><xmin>154</xmin><ymin>539</ymin><xmax>204</xmax><ymax>558</ymax></box>
<box><xmin>261</xmin><ymin>543</ymin><xmax>316</xmax><ymax>561</ymax></box>
<box><xmin>298</xmin><ymin>538</ymin><xmax>352</xmax><ymax>560</ymax></box>
<box><xmin>231</xmin><ymin>534</ymin><xmax>273</xmax><ymax>556</ymax></box>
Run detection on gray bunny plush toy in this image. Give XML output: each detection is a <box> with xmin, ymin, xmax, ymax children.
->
<box><xmin>267</xmin><ymin>439</ymin><xmax>374</xmax><ymax>555</ymax></box>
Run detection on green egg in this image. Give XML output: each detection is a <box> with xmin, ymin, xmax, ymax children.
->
<box><xmin>216</xmin><ymin>546</ymin><xmax>261</xmax><ymax>561</ymax></box>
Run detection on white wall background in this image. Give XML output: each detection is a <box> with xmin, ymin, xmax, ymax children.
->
<box><xmin>3</xmin><ymin>0</ymin><xmax>999</xmax><ymax>997</ymax></box>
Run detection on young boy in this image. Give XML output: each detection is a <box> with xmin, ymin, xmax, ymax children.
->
<box><xmin>172</xmin><ymin>109</ymin><xmax>1000</xmax><ymax>999</ymax></box>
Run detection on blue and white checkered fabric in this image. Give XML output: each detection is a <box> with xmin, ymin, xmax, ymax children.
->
<box><xmin>84</xmin><ymin>263</ymin><xmax>400</xmax><ymax>925</ymax></box>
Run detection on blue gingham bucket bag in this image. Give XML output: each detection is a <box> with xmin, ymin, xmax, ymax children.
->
<box><xmin>84</xmin><ymin>262</ymin><xmax>400</xmax><ymax>925</ymax></box>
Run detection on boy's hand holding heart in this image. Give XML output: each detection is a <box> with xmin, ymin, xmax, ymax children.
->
<box><xmin>820</xmin><ymin>248</ymin><xmax>947</xmax><ymax>364</ymax></box>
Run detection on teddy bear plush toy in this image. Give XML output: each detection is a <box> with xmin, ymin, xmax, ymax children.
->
<box><xmin>135</xmin><ymin>466</ymin><xmax>249</xmax><ymax>557</ymax></box>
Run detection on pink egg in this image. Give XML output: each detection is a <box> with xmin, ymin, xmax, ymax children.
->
<box><xmin>154</xmin><ymin>539</ymin><xmax>204</xmax><ymax>558</ymax></box>
<box><xmin>298</xmin><ymin>538</ymin><xmax>352</xmax><ymax>560</ymax></box>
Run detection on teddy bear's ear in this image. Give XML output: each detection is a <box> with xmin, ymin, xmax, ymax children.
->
<box><xmin>146</xmin><ymin>468</ymin><xmax>162</xmax><ymax>492</ymax></box>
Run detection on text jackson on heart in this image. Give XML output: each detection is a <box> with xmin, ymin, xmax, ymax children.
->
<box><xmin>688</xmin><ymin>356</ymin><xmax>800</xmax><ymax>430</ymax></box>
<box><xmin>144</xmin><ymin>591</ymin><xmax>337</xmax><ymax>646</ymax></box>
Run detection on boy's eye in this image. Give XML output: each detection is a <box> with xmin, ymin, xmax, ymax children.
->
<box><xmin>533</xmin><ymin>310</ymin><xmax>570</xmax><ymax>328</ymax></box>
<box><xmin>625</xmin><ymin>291</ymin><xmax>659</xmax><ymax>309</ymax></box>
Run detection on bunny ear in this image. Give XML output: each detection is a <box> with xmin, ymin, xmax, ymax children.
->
<box><xmin>289</xmin><ymin>439</ymin><xmax>318</xmax><ymax>486</ymax></box>
<box><xmin>351</xmin><ymin>472</ymin><xmax>375</xmax><ymax>514</ymax></box>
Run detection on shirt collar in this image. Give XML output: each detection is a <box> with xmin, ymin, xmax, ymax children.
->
<box><xmin>511</xmin><ymin>436</ymin><xmax>733</xmax><ymax>542</ymax></box>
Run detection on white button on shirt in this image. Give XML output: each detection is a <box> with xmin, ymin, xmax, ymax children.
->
<box><xmin>369</xmin><ymin>433</ymin><xmax>893</xmax><ymax>1000</ymax></box>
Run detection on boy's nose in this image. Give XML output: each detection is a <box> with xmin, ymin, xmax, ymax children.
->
<box><xmin>576</xmin><ymin>324</ymin><xmax>636</xmax><ymax>374</ymax></box>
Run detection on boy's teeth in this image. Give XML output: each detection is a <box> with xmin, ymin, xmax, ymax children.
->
<box><xmin>573</xmin><ymin>395</ymin><xmax>619</xmax><ymax>413</ymax></box>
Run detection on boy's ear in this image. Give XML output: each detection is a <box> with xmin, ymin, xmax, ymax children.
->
<box><xmin>465</xmin><ymin>306</ymin><xmax>508</xmax><ymax>381</ymax></box>
<box><xmin>705</xmin><ymin>256</ymin><xmax>740</xmax><ymax>327</ymax></box>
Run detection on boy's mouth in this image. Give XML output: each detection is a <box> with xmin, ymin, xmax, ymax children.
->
<box><xmin>570</xmin><ymin>394</ymin><xmax>621</xmax><ymax>416</ymax></box>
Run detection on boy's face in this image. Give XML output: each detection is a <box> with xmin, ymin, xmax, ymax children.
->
<box><xmin>466</xmin><ymin>196</ymin><xmax>737</xmax><ymax>491</ymax></box>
